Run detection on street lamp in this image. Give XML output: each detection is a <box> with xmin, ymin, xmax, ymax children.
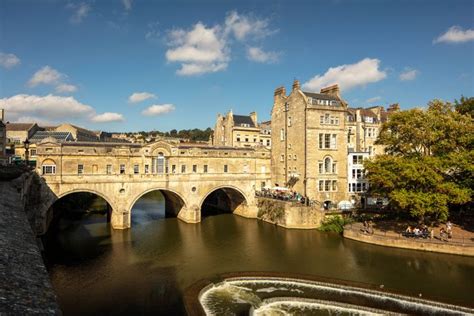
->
<box><xmin>23</xmin><ymin>139</ymin><xmax>30</xmax><ymax>166</ymax></box>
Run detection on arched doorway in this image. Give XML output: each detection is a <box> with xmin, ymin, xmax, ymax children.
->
<box><xmin>201</xmin><ymin>187</ymin><xmax>247</xmax><ymax>218</ymax></box>
<box><xmin>323</xmin><ymin>200</ymin><xmax>332</xmax><ymax>211</ymax></box>
<box><xmin>130</xmin><ymin>189</ymin><xmax>186</xmax><ymax>225</ymax></box>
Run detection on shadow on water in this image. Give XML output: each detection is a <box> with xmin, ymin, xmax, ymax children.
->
<box><xmin>43</xmin><ymin>191</ymin><xmax>474</xmax><ymax>315</ymax></box>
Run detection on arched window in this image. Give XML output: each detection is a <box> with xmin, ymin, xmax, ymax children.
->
<box><xmin>42</xmin><ymin>159</ymin><xmax>56</xmax><ymax>175</ymax></box>
<box><xmin>324</xmin><ymin>157</ymin><xmax>332</xmax><ymax>173</ymax></box>
<box><xmin>157</xmin><ymin>152</ymin><xmax>166</xmax><ymax>174</ymax></box>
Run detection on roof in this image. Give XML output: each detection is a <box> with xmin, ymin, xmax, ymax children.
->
<box><xmin>6</xmin><ymin>123</ymin><xmax>36</xmax><ymax>131</ymax></box>
<box><xmin>56</xmin><ymin>123</ymin><xmax>97</xmax><ymax>136</ymax></box>
<box><xmin>233</xmin><ymin>115</ymin><xmax>256</xmax><ymax>127</ymax></box>
<box><xmin>303</xmin><ymin>92</ymin><xmax>339</xmax><ymax>101</ymax></box>
<box><xmin>29</xmin><ymin>131</ymin><xmax>73</xmax><ymax>143</ymax></box>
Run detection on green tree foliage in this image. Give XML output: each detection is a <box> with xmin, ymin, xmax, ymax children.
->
<box><xmin>365</xmin><ymin>99</ymin><xmax>473</xmax><ymax>221</ymax></box>
<box><xmin>455</xmin><ymin>96</ymin><xmax>474</xmax><ymax>117</ymax></box>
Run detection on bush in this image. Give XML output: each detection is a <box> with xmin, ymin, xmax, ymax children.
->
<box><xmin>319</xmin><ymin>215</ymin><xmax>353</xmax><ymax>234</ymax></box>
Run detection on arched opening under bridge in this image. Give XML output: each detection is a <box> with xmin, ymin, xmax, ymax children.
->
<box><xmin>42</xmin><ymin>191</ymin><xmax>113</xmax><ymax>262</ymax></box>
<box><xmin>130</xmin><ymin>189</ymin><xmax>186</xmax><ymax>225</ymax></box>
<box><xmin>200</xmin><ymin>187</ymin><xmax>247</xmax><ymax>218</ymax></box>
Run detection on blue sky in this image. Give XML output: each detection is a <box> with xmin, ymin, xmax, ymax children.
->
<box><xmin>0</xmin><ymin>0</ymin><xmax>473</xmax><ymax>132</ymax></box>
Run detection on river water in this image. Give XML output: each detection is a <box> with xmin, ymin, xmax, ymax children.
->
<box><xmin>44</xmin><ymin>192</ymin><xmax>474</xmax><ymax>315</ymax></box>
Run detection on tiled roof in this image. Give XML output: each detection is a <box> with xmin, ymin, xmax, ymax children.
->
<box><xmin>303</xmin><ymin>92</ymin><xmax>339</xmax><ymax>101</ymax></box>
<box><xmin>233</xmin><ymin>115</ymin><xmax>256</xmax><ymax>127</ymax></box>
<box><xmin>6</xmin><ymin>123</ymin><xmax>36</xmax><ymax>131</ymax></box>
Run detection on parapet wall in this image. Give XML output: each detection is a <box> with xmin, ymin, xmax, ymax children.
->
<box><xmin>256</xmin><ymin>197</ymin><xmax>324</xmax><ymax>229</ymax></box>
<box><xmin>344</xmin><ymin>226</ymin><xmax>474</xmax><ymax>257</ymax></box>
<box><xmin>0</xmin><ymin>171</ymin><xmax>60</xmax><ymax>314</ymax></box>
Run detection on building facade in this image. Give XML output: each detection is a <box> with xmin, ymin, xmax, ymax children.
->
<box><xmin>213</xmin><ymin>111</ymin><xmax>271</xmax><ymax>149</ymax></box>
<box><xmin>270</xmin><ymin>80</ymin><xmax>395</xmax><ymax>209</ymax></box>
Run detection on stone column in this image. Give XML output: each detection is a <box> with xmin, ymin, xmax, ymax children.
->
<box><xmin>111</xmin><ymin>205</ymin><xmax>131</xmax><ymax>229</ymax></box>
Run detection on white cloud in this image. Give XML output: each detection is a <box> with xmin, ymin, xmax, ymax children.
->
<box><xmin>224</xmin><ymin>11</ymin><xmax>275</xmax><ymax>41</ymax></box>
<box><xmin>166</xmin><ymin>22</ymin><xmax>229</xmax><ymax>76</ymax></box>
<box><xmin>28</xmin><ymin>66</ymin><xmax>78</xmax><ymax>94</ymax></box>
<box><xmin>128</xmin><ymin>92</ymin><xmax>157</xmax><ymax>103</ymax></box>
<box><xmin>433</xmin><ymin>26</ymin><xmax>474</xmax><ymax>44</ymax></box>
<box><xmin>366</xmin><ymin>96</ymin><xmax>381</xmax><ymax>103</ymax></box>
<box><xmin>28</xmin><ymin>66</ymin><xmax>62</xmax><ymax>87</ymax></box>
<box><xmin>142</xmin><ymin>104</ymin><xmax>175</xmax><ymax>116</ymax></box>
<box><xmin>122</xmin><ymin>0</ymin><xmax>132</xmax><ymax>11</ymax></box>
<box><xmin>0</xmin><ymin>94</ymin><xmax>94</xmax><ymax>122</ymax></box>
<box><xmin>399</xmin><ymin>68</ymin><xmax>419</xmax><ymax>81</ymax></box>
<box><xmin>0</xmin><ymin>52</ymin><xmax>21</xmax><ymax>69</ymax></box>
<box><xmin>164</xmin><ymin>11</ymin><xmax>278</xmax><ymax>76</ymax></box>
<box><xmin>302</xmin><ymin>58</ymin><xmax>387</xmax><ymax>92</ymax></box>
<box><xmin>56</xmin><ymin>83</ymin><xmax>78</xmax><ymax>93</ymax></box>
<box><xmin>68</xmin><ymin>2</ymin><xmax>91</xmax><ymax>24</ymax></box>
<box><xmin>91</xmin><ymin>112</ymin><xmax>125</xmax><ymax>123</ymax></box>
<box><xmin>246</xmin><ymin>47</ymin><xmax>280</xmax><ymax>63</ymax></box>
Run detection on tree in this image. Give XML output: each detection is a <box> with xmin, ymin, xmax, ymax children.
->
<box><xmin>365</xmin><ymin>98</ymin><xmax>473</xmax><ymax>222</ymax></box>
<box><xmin>455</xmin><ymin>96</ymin><xmax>474</xmax><ymax>117</ymax></box>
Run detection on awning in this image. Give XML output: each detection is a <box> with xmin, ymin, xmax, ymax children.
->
<box><xmin>338</xmin><ymin>200</ymin><xmax>354</xmax><ymax>210</ymax></box>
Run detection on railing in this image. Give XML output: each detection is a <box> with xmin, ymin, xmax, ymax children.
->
<box><xmin>346</xmin><ymin>223</ymin><xmax>474</xmax><ymax>246</ymax></box>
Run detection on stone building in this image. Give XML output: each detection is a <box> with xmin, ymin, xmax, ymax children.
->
<box><xmin>35</xmin><ymin>138</ymin><xmax>271</xmax><ymax>227</ymax></box>
<box><xmin>213</xmin><ymin>111</ymin><xmax>271</xmax><ymax>148</ymax></box>
<box><xmin>271</xmin><ymin>79</ymin><xmax>398</xmax><ymax>209</ymax></box>
<box><xmin>271</xmin><ymin>81</ymin><xmax>349</xmax><ymax>209</ymax></box>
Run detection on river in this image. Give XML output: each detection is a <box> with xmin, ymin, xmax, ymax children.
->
<box><xmin>43</xmin><ymin>192</ymin><xmax>474</xmax><ymax>315</ymax></box>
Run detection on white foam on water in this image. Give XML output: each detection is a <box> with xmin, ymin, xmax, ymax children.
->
<box><xmin>224</xmin><ymin>278</ymin><xmax>474</xmax><ymax>315</ymax></box>
<box><xmin>253</xmin><ymin>298</ymin><xmax>387</xmax><ymax>316</ymax></box>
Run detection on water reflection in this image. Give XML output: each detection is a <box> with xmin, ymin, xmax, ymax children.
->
<box><xmin>44</xmin><ymin>193</ymin><xmax>474</xmax><ymax>315</ymax></box>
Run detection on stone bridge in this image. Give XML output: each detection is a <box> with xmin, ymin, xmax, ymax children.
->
<box><xmin>35</xmin><ymin>139</ymin><xmax>271</xmax><ymax>230</ymax></box>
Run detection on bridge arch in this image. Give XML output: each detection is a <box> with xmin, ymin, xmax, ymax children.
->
<box><xmin>199</xmin><ymin>185</ymin><xmax>249</xmax><ymax>217</ymax></box>
<box><xmin>43</xmin><ymin>188</ymin><xmax>115</xmax><ymax>233</ymax></box>
<box><xmin>128</xmin><ymin>188</ymin><xmax>188</xmax><ymax>221</ymax></box>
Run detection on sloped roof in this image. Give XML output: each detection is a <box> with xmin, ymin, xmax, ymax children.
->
<box><xmin>30</xmin><ymin>131</ymin><xmax>73</xmax><ymax>143</ymax></box>
<box><xmin>303</xmin><ymin>92</ymin><xmax>339</xmax><ymax>101</ymax></box>
<box><xmin>233</xmin><ymin>115</ymin><xmax>256</xmax><ymax>127</ymax></box>
<box><xmin>6</xmin><ymin>123</ymin><xmax>36</xmax><ymax>131</ymax></box>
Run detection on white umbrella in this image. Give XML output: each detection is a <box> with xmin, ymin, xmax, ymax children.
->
<box><xmin>338</xmin><ymin>200</ymin><xmax>353</xmax><ymax>210</ymax></box>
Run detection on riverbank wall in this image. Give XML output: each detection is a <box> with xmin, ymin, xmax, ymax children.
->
<box><xmin>256</xmin><ymin>197</ymin><xmax>324</xmax><ymax>229</ymax></box>
<box><xmin>344</xmin><ymin>225</ymin><xmax>474</xmax><ymax>257</ymax></box>
<box><xmin>0</xmin><ymin>170</ymin><xmax>60</xmax><ymax>314</ymax></box>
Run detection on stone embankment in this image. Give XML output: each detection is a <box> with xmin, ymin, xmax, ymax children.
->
<box><xmin>0</xmin><ymin>170</ymin><xmax>60</xmax><ymax>314</ymax></box>
<box><xmin>344</xmin><ymin>223</ymin><xmax>474</xmax><ymax>257</ymax></box>
<box><xmin>256</xmin><ymin>197</ymin><xmax>324</xmax><ymax>229</ymax></box>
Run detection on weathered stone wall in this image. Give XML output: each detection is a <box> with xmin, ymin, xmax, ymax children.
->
<box><xmin>344</xmin><ymin>227</ymin><xmax>474</xmax><ymax>257</ymax></box>
<box><xmin>0</xmin><ymin>171</ymin><xmax>60</xmax><ymax>314</ymax></box>
<box><xmin>256</xmin><ymin>197</ymin><xmax>324</xmax><ymax>229</ymax></box>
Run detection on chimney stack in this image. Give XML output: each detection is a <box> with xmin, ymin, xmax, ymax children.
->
<box><xmin>274</xmin><ymin>86</ymin><xmax>286</xmax><ymax>102</ymax></box>
<box><xmin>320</xmin><ymin>84</ymin><xmax>340</xmax><ymax>98</ymax></box>
<box><xmin>249</xmin><ymin>111</ymin><xmax>257</xmax><ymax>126</ymax></box>
<box><xmin>292</xmin><ymin>79</ymin><xmax>300</xmax><ymax>91</ymax></box>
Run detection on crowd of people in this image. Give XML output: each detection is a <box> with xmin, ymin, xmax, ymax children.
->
<box><xmin>403</xmin><ymin>221</ymin><xmax>453</xmax><ymax>241</ymax></box>
<box><xmin>256</xmin><ymin>188</ymin><xmax>307</xmax><ymax>205</ymax></box>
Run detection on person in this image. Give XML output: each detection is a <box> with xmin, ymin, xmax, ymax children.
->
<box><xmin>413</xmin><ymin>227</ymin><xmax>420</xmax><ymax>237</ymax></box>
<box><xmin>430</xmin><ymin>229</ymin><xmax>434</xmax><ymax>239</ymax></box>
<box><xmin>405</xmin><ymin>226</ymin><xmax>412</xmax><ymax>234</ymax></box>
<box><xmin>440</xmin><ymin>228</ymin><xmax>447</xmax><ymax>241</ymax></box>
<box><xmin>446</xmin><ymin>221</ymin><xmax>453</xmax><ymax>238</ymax></box>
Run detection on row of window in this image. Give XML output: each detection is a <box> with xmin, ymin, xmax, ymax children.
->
<box><xmin>349</xmin><ymin>182</ymin><xmax>368</xmax><ymax>192</ymax></box>
<box><xmin>308</xmin><ymin>98</ymin><xmax>339</xmax><ymax>106</ymax></box>
<box><xmin>280</xmin><ymin>154</ymin><xmax>298</xmax><ymax>162</ymax></box>
<box><xmin>42</xmin><ymin>163</ymin><xmax>235</xmax><ymax>175</ymax></box>
<box><xmin>320</xmin><ymin>114</ymin><xmax>340</xmax><ymax>125</ymax></box>
<box><xmin>318</xmin><ymin>180</ymin><xmax>338</xmax><ymax>192</ymax></box>
<box><xmin>318</xmin><ymin>133</ymin><xmax>337</xmax><ymax>149</ymax></box>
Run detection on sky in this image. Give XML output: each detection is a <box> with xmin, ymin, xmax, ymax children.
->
<box><xmin>0</xmin><ymin>0</ymin><xmax>473</xmax><ymax>132</ymax></box>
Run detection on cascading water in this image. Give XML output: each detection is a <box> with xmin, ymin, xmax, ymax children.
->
<box><xmin>199</xmin><ymin>277</ymin><xmax>474</xmax><ymax>315</ymax></box>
